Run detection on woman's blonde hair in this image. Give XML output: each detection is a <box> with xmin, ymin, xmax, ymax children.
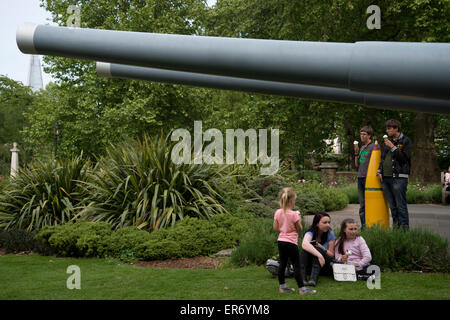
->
<box><xmin>279</xmin><ymin>187</ymin><xmax>297</xmax><ymax>214</ymax></box>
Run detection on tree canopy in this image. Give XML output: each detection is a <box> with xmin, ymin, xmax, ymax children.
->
<box><xmin>6</xmin><ymin>0</ymin><xmax>449</xmax><ymax>181</ymax></box>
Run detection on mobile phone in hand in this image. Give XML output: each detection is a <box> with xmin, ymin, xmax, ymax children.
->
<box><xmin>310</xmin><ymin>240</ymin><xmax>317</xmax><ymax>245</ymax></box>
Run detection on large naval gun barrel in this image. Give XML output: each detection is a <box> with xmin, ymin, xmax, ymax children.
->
<box><xmin>97</xmin><ymin>62</ymin><xmax>450</xmax><ymax>114</ymax></box>
<box><xmin>17</xmin><ymin>23</ymin><xmax>450</xmax><ymax>102</ymax></box>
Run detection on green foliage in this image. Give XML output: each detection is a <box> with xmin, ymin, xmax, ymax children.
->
<box><xmin>33</xmin><ymin>213</ymin><xmax>251</xmax><ymax>261</ymax></box>
<box><xmin>338</xmin><ymin>184</ymin><xmax>360</xmax><ymax>204</ymax></box>
<box><xmin>79</xmin><ymin>134</ymin><xmax>228</xmax><ymax>231</ymax></box>
<box><xmin>0</xmin><ymin>228</ymin><xmax>40</xmax><ymax>253</ymax></box>
<box><xmin>20</xmin><ymin>0</ymin><xmax>447</xmax><ymax>184</ymax></box>
<box><xmin>229</xmin><ymin>221</ymin><xmax>449</xmax><ymax>272</ymax></box>
<box><xmin>0</xmin><ymin>154</ymin><xmax>91</xmax><ymax>232</ymax></box>
<box><xmin>230</xmin><ymin>218</ymin><xmax>279</xmax><ymax>266</ymax></box>
<box><xmin>296</xmin><ymin>192</ymin><xmax>325</xmax><ymax>214</ymax></box>
<box><xmin>241</xmin><ymin>201</ymin><xmax>274</xmax><ymax>219</ymax></box>
<box><xmin>35</xmin><ymin>221</ymin><xmax>112</xmax><ymax>257</ymax></box>
<box><xmin>406</xmin><ymin>183</ymin><xmax>442</xmax><ymax>204</ymax></box>
<box><xmin>24</xmin><ymin>0</ymin><xmax>210</xmax><ymax>159</ymax></box>
<box><xmin>435</xmin><ymin>115</ymin><xmax>450</xmax><ymax>170</ymax></box>
<box><xmin>339</xmin><ymin>183</ymin><xmax>443</xmax><ymax>205</ymax></box>
<box><xmin>300</xmin><ymin>170</ymin><xmax>322</xmax><ymax>183</ymax></box>
<box><xmin>143</xmin><ymin>214</ymin><xmax>251</xmax><ymax>260</ymax></box>
<box><xmin>0</xmin><ymin>76</ymin><xmax>35</xmax><ymax>176</ymax></box>
<box><xmin>99</xmin><ymin>226</ymin><xmax>151</xmax><ymax>261</ymax></box>
<box><xmin>316</xmin><ymin>188</ymin><xmax>349</xmax><ymax>212</ymax></box>
<box><xmin>294</xmin><ymin>181</ymin><xmax>349</xmax><ymax>211</ymax></box>
<box><xmin>361</xmin><ymin>226</ymin><xmax>449</xmax><ymax>273</ymax></box>
<box><xmin>245</xmin><ymin>174</ymin><xmax>288</xmax><ymax>208</ymax></box>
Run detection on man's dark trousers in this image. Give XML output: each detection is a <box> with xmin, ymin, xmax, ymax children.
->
<box><xmin>381</xmin><ymin>177</ymin><xmax>409</xmax><ymax>230</ymax></box>
<box><xmin>357</xmin><ymin>177</ymin><xmax>366</xmax><ymax>229</ymax></box>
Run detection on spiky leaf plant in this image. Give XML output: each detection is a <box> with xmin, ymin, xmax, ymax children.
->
<box><xmin>78</xmin><ymin>133</ymin><xmax>228</xmax><ymax>231</ymax></box>
<box><xmin>0</xmin><ymin>155</ymin><xmax>91</xmax><ymax>231</ymax></box>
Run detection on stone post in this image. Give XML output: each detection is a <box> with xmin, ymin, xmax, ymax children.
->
<box><xmin>319</xmin><ymin>162</ymin><xmax>338</xmax><ymax>183</ymax></box>
<box><xmin>10</xmin><ymin>142</ymin><xmax>19</xmax><ymax>178</ymax></box>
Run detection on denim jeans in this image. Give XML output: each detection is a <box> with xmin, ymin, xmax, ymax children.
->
<box><xmin>381</xmin><ymin>177</ymin><xmax>409</xmax><ymax>230</ymax></box>
<box><xmin>357</xmin><ymin>177</ymin><xmax>366</xmax><ymax>228</ymax></box>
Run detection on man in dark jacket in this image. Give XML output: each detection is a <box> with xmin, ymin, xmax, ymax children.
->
<box><xmin>377</xmin><ymin>119</ymin><xmax>411</xmax><ymax>230</ymax></box>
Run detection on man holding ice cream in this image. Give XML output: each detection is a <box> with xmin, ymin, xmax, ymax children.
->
<box><xmin>354</xmin><ymin>126</ymin><xmax>375</xmax><ymax>229</ymax></box>
<box><xmin>377</xmin><ymin>119</ymin><xmax>412</xmax><ymax>231</ymax></box>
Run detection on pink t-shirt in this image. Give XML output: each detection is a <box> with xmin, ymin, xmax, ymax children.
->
<box><xmin>274</xmin><ymin>208</ymin><xmax>301</xmax><ymax>245</ymax></box>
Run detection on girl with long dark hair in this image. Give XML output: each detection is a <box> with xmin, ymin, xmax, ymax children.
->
<box><xmin>300</xmin><ymin>212</ymin><xmax>336</xmax><ymax>286</ymax></box>
<box><xmin>335</xmin><ymin>218</ymin><xmax>372</xmax><ymax>279</ymax></box>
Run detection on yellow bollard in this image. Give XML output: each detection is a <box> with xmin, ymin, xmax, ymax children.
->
<box><xmin>364</xmin><ymin>141</ymin><xmax>390</xmax><ymax>228</ymax></box>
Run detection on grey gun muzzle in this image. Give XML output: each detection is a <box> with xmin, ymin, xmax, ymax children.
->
<box><xmin>96</xmin><ymin>62</ymin><xmax>450</xmax><ymax>114</ymax></box>
<box><xmin>17</xmin><ymin>23</ymin><xmax>450</xmax><ymax>103</ymax></box>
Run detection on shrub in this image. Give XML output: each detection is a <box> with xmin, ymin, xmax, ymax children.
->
<box><xmin>296</xmin><ymin>192</ymin><xmax>325</xmax><ymax>214</ymax></box>
<box><xmin>246</xmin><ymin>175</ymin><xmax>287</xmax><ymax>202</ymax></box>
<box><xmin>317</xmin><ymin>188</ymin><xmax>349</xmax><ymax>211</ymax></box>
<box><xmin>294</xmin><ymin>181</ymin><xmax>348</xmax><ymax>211</ymax></box>
<box><xmin>338</xmin><ymin>184</ymin><xmax>359</xmax><ymax>204</ymax></box>
<box><xmin>99</xmin><ymin>226</ymin><xmax>151</xmax><ymax>261</ymax></box>
<box><xmin>144</xmin><ymin>239</ymin><xmax>183</xmax><ymax>260</ymax></box>
<box><xmin>230</xmin><ymin>218</ymin><xmax>278</xmax><ymax>266</ymax></box>
<box><xmin>209</xmin><ymin>212</ymin><xmax>254</xmax><ymax>243</ymax></box>
<box><xmin>217</xmin><ymin>178</ymin><xmax>247</xmax><ymax>214</ymax></box>
<box><xmin>406</xmin><ymin>183</ymin><xmax>442</xmax><ymax>204</ymax></box>
<box><xmin>361</xmin><ymin>225</ymin><xmax>449</xmax><ymax>272</ymax></box>
<box><xmin>0</xmin><ymin>155</ymin><xmax>91</xmax><ymax>232</ymax></box>
<box><xmin>280</xmin><ymin>169</ymin><xmax>300</xmax><ymax>184</ymax></box>
<box><xmin>241</xmin><ymin>201</ymin><xmax>275</xmax><ymax>219</ymax></box>
<box><xmin>0</xmin><ymin>228</ymin><xmax>47</xmax><ymax>253</ymax></box>
<box><xmin>301</xmin><ymin>170</ymin><xmax>322</xmax><ymax>183</ymax></box>
<box><xmin>339</xmin><ymin>183</ymin><xmax>442</xmax><ymax>205</ymax></box>
<box><xmin>141</xmin><ymin>214</ymin><xmax>252</xmax><ymax>260</ymax></box>
<box><xmin>35</xmin><ymin>221</ymin><xmax>112</xmax><ymax>257</ymax></box>
<box><xmin>34</xmin><ymin>214</ymin><xmax>252</xmax><ymax>261</ymax></box>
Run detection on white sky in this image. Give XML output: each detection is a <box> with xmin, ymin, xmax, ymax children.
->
<box><xmin>0</xmin><ymin>0</ymin><xmax>217</xmax><ymax>88</ymax></box>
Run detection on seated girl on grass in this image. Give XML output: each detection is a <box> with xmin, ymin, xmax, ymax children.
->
<box><xmin>334</xmin><ymin>218</ymin><xmax>373</xmax><ymax>280</ymax></box>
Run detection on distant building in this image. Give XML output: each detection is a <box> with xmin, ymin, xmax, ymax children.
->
<box><xmin>27</xmin><ymin>55</ymin><xmax>43</xmax><ymax>92</ymax></box>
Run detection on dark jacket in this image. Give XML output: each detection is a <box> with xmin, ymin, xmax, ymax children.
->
<box><xmin>377</xmin><ymin>133</ymin><xmax>411</xmax><ymax>178</ymax></box>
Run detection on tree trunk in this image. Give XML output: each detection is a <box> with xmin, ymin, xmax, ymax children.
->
<box><xmin>343</xmin><ymin>119</ymin><xmax>356</xmax><ymax>170</ymax></box>
<box><xmin>410</xmin><ymin>113</ymin><xmax>440</xmax><ymax>183</ymax></box>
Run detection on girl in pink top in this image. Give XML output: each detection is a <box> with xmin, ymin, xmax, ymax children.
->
<box><xmin>335</xmin><ymin>218</ymin><xmax>372</xmax><ymax>278</ymax></box>
<box><xmin>273</xmin><ymin>187</ymin><xmax>316</xmax><ymax>295</ymax></box>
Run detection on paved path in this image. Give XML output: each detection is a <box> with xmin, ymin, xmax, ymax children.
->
<box><xmin>303</xmin><ymin>204</ymin><xmax>450</xmax><ymax>241</ymax></box>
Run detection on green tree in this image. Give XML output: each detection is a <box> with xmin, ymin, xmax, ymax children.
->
<box><xmin>202</xmin><ymin>0</ymin><xmax>449</xmax><ymax>181</ymax></box>
<box><xmin>24</xmin><ymin>0</ymin><xmax>212</xmax><ymax>159</ymax></box>
<box><xmin>0</xmin><ymin>76</ymin><xmax>35</xmax><ymax>176</ymax></box>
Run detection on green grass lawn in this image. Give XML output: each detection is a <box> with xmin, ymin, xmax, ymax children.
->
<box><xmin>0</xmin><ymin>253</ymin><xmax>448</xmax><ymax>300</ymax></box>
